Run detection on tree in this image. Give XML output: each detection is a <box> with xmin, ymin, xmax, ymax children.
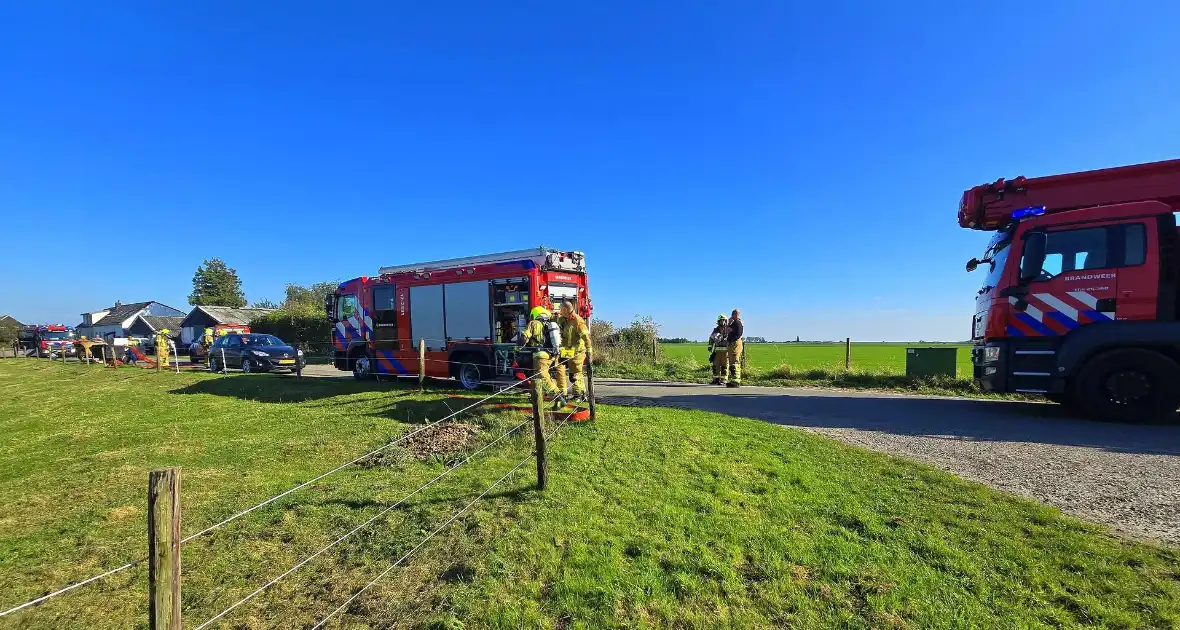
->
<box><xmin>189</xmin><ymin>258</ymin><xmax>246</xmax><ymax>307</ymax></box>
<box><xmin>0</xmin><ymin>318</ymin><xmax>20</xmax><ymax>346</ymax></box>
<box><xmin>251</xmin><ymin>299</ymin><xmax>280</xmax><ymax>309</ymax></box>
<box><xmin>282</xmin><ymin>282</ymin><xmax>339</xmax><ymax>314</ymax></box>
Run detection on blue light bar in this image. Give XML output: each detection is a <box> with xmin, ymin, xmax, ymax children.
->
<box><xmin>1011</xmin><ymin>206</ymin><xmax>1046</xmax><ymax>220</ymax></box>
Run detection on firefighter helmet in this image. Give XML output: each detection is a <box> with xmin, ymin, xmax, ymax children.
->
<box><xmin>530</xmin><ymin>306</ymin><xmax>551</xmax><ymax>320</ymax></box>
<box><xmin>717</xmin><ymin>314</ymin><xmax>727</xmax><ymax>322</ymax></box>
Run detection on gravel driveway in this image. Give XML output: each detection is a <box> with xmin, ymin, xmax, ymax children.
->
<box><xmin>595</xmin><ymin>380</ymin><xmax>1180</xmax><ymax>546</ymax></box>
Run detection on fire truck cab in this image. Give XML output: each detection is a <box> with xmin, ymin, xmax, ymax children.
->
<box><xmin>326</xmin><ymin>247</ymin><xmax>590</xmax><ymax>389</ymax></box>
<box><xmin>25</xmin><ymin>325</ymin><xmax>76</xmax><ymax>358</ymax></box>
<box><xmin>961</xmin><ymin>158</ymin><xmax>1180</xmax><ymax>421</ymax></box>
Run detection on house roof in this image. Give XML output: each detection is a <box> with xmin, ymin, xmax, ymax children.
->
<box><xmin>181</xmin><ymin>305</ymin><xmax>276</xmax><ymax>327</ymax></box>
<box><xmin>0</xmin><ymin>315</ymin><xmax>24</xmax><ymax>327</ymax></box>
<box><xmin>91</xmin><ymin>302</ymin><xmax>154</xmax><ymax>327</ymax></box>
<box><xmin>90</xmin><ymin>301</ymin><xmax>184</xmax><ymax>327</ymax></box>
<box><xmin>137</xmin><ymin>315</ymin><xmax>185</xmax><ymax>334</ymax></box>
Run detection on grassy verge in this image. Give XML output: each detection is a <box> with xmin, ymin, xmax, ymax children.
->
<box><xmin>594</xmin><ymin>351</ymin><xmax>997</xmax><ymax>397</ymax></box>
<box><xmin>1</xmin><ymin>361</ymin><xmax>1177</xmax><ymax>628</ymax></box>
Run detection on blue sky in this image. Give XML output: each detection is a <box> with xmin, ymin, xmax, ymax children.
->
<box><xmin>2</xmin><ymin>1</ymin><xmax>1178</xmax><ymax>340</ymax></box>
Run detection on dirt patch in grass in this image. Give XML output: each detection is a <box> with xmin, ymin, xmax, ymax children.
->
<box><xmin>402</xmin><ymin>422</ymin><xmax>481</xmax><ymax>460</ymax></box>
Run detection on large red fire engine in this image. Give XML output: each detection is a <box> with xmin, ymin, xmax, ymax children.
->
<box><xmin>20</xmin><ymin>325</ymin><xmax>76</xmax><ymax>358</ymax></box>
<box><xmin>326</xmin><ymin>247</ymin><xmax>590</xmax><ymax>389</ymax></box>
<box><xmin>961</xmin><ymin>158</ymin><xmax>1180</xmax><ymax>421</ymax></box>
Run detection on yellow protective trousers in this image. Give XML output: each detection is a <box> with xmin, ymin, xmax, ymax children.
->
<box><xmin>727</xmin><ymin>339</ymin><xmax>744</xmax><ymax>383</ymax></box>
<box><xmin>555</xmin><ymin>350</ymin><xmax>588</xmax><ymax>396</ymax></box>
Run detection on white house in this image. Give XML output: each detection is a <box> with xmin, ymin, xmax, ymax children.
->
<box><xmin>78</xmin><ymin>301</ymin><xmax>186</xmax><ymax>339</ymax></box>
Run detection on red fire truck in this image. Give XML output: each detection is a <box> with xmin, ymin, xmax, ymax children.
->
<box><xmin>326</xmin><ymin>247</ymin><xmax>591</xmax><ymax>389</ymax></box>
<box><xmin>961</xmin><ymin>158</ymin><xmax>1180</xmax><ymax>421</ymax></box>
<box><xmin>21</xmin><ymin>325</ymin><xmax>76</xmax><ymax>358</ymax></box>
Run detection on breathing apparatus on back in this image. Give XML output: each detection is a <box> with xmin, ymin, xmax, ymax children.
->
<box><xmin>530</xmin><ymin>306</ymin><xmax>562</xmax><ymax>352</ymax></box>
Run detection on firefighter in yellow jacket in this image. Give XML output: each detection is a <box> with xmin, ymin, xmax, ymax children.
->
<box><xmin>155</xmin><ymin>329</ymin><xmax>171</xmax><ymax>368</ymax></box>
<box><xmin>521</xmin><ymin>306</ymin><xmax>560</xmax><ymax>394</ymax></box>
<box><xmin>555</xmin><ymin>301</ymin><xmax>592</xmax><ymax>400</ymax></box>
<box><xmin>707</xmin><ymin>314</ymin><xmax>729</xmax><ymax>385</ymax></box>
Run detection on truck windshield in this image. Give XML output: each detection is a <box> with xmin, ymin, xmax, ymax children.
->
<box><xmin>41</xmin><ymin>331</ymin><xmax>71</xmax><ymax>340</ymax></box>
<box><xmin>980</xmin><ymin>230</ymin><xmax>1012</xmax><ymax>290</ymax></box>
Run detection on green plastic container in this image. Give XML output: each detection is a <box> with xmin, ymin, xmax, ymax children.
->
<box><xmin>905</xmin><ymin>347</ymin><xmax>957</xmax><ymax>378</ymax></box>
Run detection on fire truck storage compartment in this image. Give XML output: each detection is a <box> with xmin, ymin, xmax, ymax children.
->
<box><xmin>444</xmin><ymin>281</ymin><xmax>492</xmax><ymax>342</ymax></box>
<box><xmin>493</xmin><ymin>278</ymin><xmax>529</xmax><ymax>344</ymax></box>
<box><xmin>410</xmin><ymin>285</ymin><xmax>445</xmax><ymax>351</ymax></box>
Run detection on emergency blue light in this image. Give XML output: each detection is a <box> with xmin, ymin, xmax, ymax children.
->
<box><xmin>1011</xmin><ymin>206</ymin><xmax>1046</xmax><ymax>220</ymax></box>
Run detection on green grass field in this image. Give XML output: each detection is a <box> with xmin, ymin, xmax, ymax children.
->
<box><xmin>1</xmin><ymin>361</ymin><xmax>1177</xmax><ymax>628</ymax></box>
<box><xmin>660</xmin><ymin>342</ymin><xmax>973</xmax><ymax>376</ymax></box>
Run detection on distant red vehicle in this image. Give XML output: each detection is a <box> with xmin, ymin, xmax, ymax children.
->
<box><xmin>327</xmin><ymin>247</ymin><xmax>590</xmax><ymax>389</ymax></box>
<box><xmin>961</xmin><ymin>158</ymin><xmax>1180</xmax><ymax>421</ymax></box>
<box><xmin>21</xmin><ymin>325</ymin><xmax>75</xmax><ymax>358</ymax></box>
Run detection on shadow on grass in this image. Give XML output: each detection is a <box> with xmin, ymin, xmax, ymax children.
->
<box><xmin>168</xmin><ymin>374</ymin><xmax>404</xmax><ymax>402</ymax></box>
<box><xmin>598</xmin><ymin>389</ymin><xmax>1180</xmax><ymax>455</ymax></box>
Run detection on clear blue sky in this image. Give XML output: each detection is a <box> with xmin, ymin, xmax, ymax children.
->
<box><xmin>2</xmin><ymin>1</ymin><xmax>1178</xmax><ymax>340</ymax></box>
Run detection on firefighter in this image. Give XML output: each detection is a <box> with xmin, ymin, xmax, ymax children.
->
<box><xmin>203</xmin><ymin>327</ymin><xmax>214</xmax><ymax>347</ymax></box>
<box><xmin>521</xmin><ymin>306</ymin><xmax>561</xmax><ymax>395</ymax></box>
<box><xmin>155</xmin><ymin>329</ymin><xmax>170</xmax><ymax>368</ymax></box>
<box><xmin>125</xmin><ymin>335</ymin><xmax>138</xmax><ymax>365</ymax></box>
<box><xmin>555</xmin><ymin>301</ymin><xmax>592</xmax><ymax>400</ymax></box>
<box><xmin>726</xmin><ymin>309</ymin><xmax>744</xmax><ymax>388</ymax></box>
<box><xmin>707</xmin><ymin>314</ymin><xmax>729</xmax><ymax>385</ymax></box>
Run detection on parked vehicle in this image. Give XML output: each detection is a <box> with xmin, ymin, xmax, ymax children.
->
<box><xmin>189</xmin><ymin>340</ymin><xmax>209</xmax><ymax>365</ymax></box>
<box><xmin>191</xmin><ymin>325</ymin><xmax>251</xmax><ymax>365</ymax></box>
<box><xmin>24</xmin><ymin>325</ymin><xmax>76</xmax><ymax>358</ymax></box>
<box><xmin>208</xmin><ymin>333</ymin><xmax>304</xmax><ymax>373</ymax></box>
<box><xmin>326</xmin><ymin>247</ymin><xmax>591</xmax><ymax>389</ymax></box>
<box><xmin>961</xmin><ymin>158</ymin><xmax>1180</xmax><ymax>421</ymax></box>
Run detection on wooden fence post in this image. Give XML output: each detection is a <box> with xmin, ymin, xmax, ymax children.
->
<box><xmin>147</xmin><ymin>468</ymin><xmax>181</xmax><ymax>630</ymax></box>
<box><xmin>652</xmin><ymin>336</ymin><xmax>658</xmax><ymax>359</ymax></box>
<box><xmin>530</xmin><ymin>380</ymin><xmax>548</xmax><ymax>491</ymax></box>
<box><xmin>845</xmin><ymin>337</ymin><xmax>852</xmax><ymax>370</ymax></box>
<box><xmin>418</xmin><ymin>339</ymin><xmax>425</xmax><ymax>390</ymax></box>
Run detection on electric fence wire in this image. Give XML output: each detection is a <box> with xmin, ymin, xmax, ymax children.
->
<box><xmin>192</xmin><ymin>415</ymin><xmax>535</xmax><ymax>629</ymax></box>
<box><xmin>0</xmin><ymin>366</ymin><xmax>556</xmax><ymax>618</ymax></box>
<box><xmin>311</xmin><ymin>405</ymin><xmax>581</xmax><ymax>629</ymax></box>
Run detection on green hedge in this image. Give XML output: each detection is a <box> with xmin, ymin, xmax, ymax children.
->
<box><xmin>249</xmin><ymin>311</ymin><xmax>333</xmax><ymax>345</ymax></box>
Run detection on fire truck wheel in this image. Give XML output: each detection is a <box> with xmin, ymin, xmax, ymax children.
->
<box><xmin>1075</xmin><ymin>348</ymin><xmax>1180</xmax><ymax>423</ymax></box>
<box><xmin>457</xmin><ymin>361</ymin><xmax>482</xmax><ymax>390</ymax></box>
<box><xmin>352</xmin><ymin>354</ymin><xmax>373</xmax><ymax>380</ymax></box>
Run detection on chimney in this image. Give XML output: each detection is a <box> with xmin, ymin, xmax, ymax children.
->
<box><xmin>114</xmin><ymin>300</ymin><xmax>122</xmax><ymax>307</ymax></box>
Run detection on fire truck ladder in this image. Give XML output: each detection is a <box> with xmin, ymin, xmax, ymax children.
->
<box><xmin>377</xmin><ymin>247</ymin><xmax>581</xmax><ymax>276</ymax></box>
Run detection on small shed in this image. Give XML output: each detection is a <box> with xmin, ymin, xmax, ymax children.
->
<box><xmin>126</xmin><ymin>315</ymin><xmax>185</xmax><ymax>344</ymax></box>
<box><xmin>179</xmin><ymin>306</ymin><xmax>276</xmax><ymax>345</ymax></box>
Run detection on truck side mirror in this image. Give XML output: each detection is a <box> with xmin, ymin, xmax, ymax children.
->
<box><xmin>324</xmin><ymin>295</ymin><xmax>337</xmax><ymax>321</ymax></box>
<box><xmin>1020</xmin><ymin>232</ymin><xmax>1048</xmax><ymax>283</ymax></box>
<box><xmin>965</xmin><ymin>258</ymin><xmax>980</xmax><ymax>272</ymax></box>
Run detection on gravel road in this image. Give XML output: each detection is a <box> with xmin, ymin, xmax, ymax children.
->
<box><xmin>595</xmin><ymin>380</ymin><xmax>1180</xmax><ymax>546</ymax></box>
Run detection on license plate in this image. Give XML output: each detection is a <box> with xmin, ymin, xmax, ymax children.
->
<box><xmin>278</xmin><ymin>359</ymin><xmax>296</xmax><ymax>365</ymax></box>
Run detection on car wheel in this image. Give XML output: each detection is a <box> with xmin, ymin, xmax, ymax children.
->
<box><xmin>208</xmin><ymin>357</ymin><xmax>218</xmax><ymax>373</ymax></box>
<box><xmin>457</xmin><ymin>362</ymin><xmax>482</xmax><ymax>390</ymax></box>
<box><xmin>353</xmin><ymin>354</ymin><xmax>372</xmax><ymax>381</ymax></box>
<box><xmin>1075</xmin><ymin>348</ymin><xmax>1180</xmax><ymax>423</ymax></box>
<box><xmin>241</xmin><ymin>357</ymin><xmax>252</xmax><ymax>374</ymax></box>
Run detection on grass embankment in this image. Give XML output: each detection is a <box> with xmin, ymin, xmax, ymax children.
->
<box><xmin>1</xmin><ymin>361</ymin><xmax>1177</xmax><ymax>628</ymax></box>
<box><xmin>596</xmin><ymin>342</ymin><xmax>988</xmax><ymax>396</ymax></box>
